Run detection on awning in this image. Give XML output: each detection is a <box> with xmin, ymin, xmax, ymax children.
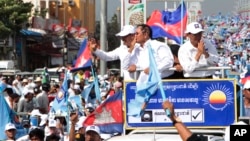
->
<box><xmin>20</xmin><ymin>29</ymin><xmax>43</xmax><ymax>37</ymax></box>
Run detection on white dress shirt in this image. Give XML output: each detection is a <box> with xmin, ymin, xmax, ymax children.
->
<box><xmin>136</xmin><ymin>39</ymin><xmax>174</xmax><ymax>78</ymax></box>
<box><xmin>94</xmin><ymin>44</ymin><xmax>141</xmax><ymax>80</ymax></box>
<box><xmin>178</xmin><ymin>39</ymin><xmax>219</xmax><ymax>78</ymax></box>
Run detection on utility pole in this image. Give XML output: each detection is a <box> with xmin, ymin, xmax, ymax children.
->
<box><xmin>100</xmin><ymin>0</ymin><xmax>107</xmax><ymax>75</ymax></box>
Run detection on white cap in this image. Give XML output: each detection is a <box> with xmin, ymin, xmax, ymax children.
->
<box><xmin>101</xmin><ymin>91</ymin><xmax>106</xmax><ymax>97</ymax></box>
<box><xmin>30</xmin><ymin>109</ymin><xmax>42</xmax><ymax>117</ymax></box>
<box><xmin>244</xmin><ymin>80</ymin><xmax>250</xmax><ymax>89</ymax></box>
<box><xmin>73</xmin><ymin>84</ymin><xmax>81</xmax><ymax>91</ymax></box>
<box><xmin>5</xmin><ymin>123</ymin><xmax>16</xmax><ymax>131</ymax></box>
<box><xmin>39</xmin><ymin>114</ymin><xmax>48</xmax><ymax>126</ymax></box>
<box><xmin>23</xmin><ymin>88</ymin><xmax>34</xmax><ymax>97</ymax></box>
<box><xmin>116</xmin><ymin>25</ymin><xmax>135</xmax><ymax>37</ymax></box>
<box><xmin>75</xmin><ymin>116</ymin><xmax>86</xmax><ymax>131</ymax></box>
<box><xmin>185</xmin><ymin>22</ymin><xmax>204</xmax><ymax>34</ymax></box>
<box><xmin>85</xmin><ymin>125</ymin><xmax>101</xmax><ymax>136</ymax></box>
<box><xmin>85</xmin><ymin>103</ymin><xmax>94</xmax><ymax>109</ymax></box>
<box><xmin>48</xmin><ymin>119</ymin><xmax>57</xmax><ymax>127</ymax></box>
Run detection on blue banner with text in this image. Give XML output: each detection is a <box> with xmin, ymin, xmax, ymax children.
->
<box><xmin>125</xmin><ymin>80</ymin><xmax>237</xmax><ymax>128</ymax></box>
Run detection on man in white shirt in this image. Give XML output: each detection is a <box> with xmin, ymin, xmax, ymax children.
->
<box><xmin>134</xmin><ymin>24</ymin><xmax>174</xmax><ymax>79</ymax></box>
<box><xmin>89</xmin><ymin>25</ymin><xmax>141</xmax><ymax>80</ymax></box>
<box><xmin>178</xmin><ymin>22</ymin><xmax>219</xmax><ymax>78</ymax></box>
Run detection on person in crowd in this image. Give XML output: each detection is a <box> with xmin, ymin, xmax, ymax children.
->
<box><xmin>36</xmin><ymin>83</ymin><xmax>50</xmax><ymax>114</ymax></box>
<box><xmin>168</xmin><ymin>44</ymin><xmax>185</xmax><ymax>79</ymax></box>
<box><xmin>242</xmin><ymin>80</ymin><xmax>250</xmax><ymax>116</ymax></box>
<box><xmin>134</xmin><ymin>24</ymin><xmax>174</xmax><ymax>79</ymax></box>
<box><xmin>85</xmin><ymin>125</ymin><xmax>102</xmax><ymax>141</ymax></box>
<box><xmin>4</xmin><ymin>87</ymin><xmax>21</xmax><ymax>111</ymax></box>
<box><xmin>69</xmin><ymin>112</ymin><xmax>86</xmax><ymax>141</ymax></box>
<box><xmin>29</xmin><ymin>128</ymin><xmax>45</xmax><ymax>141</ymax></box>
<box><xmin>34</xmin><ymin>77</ymin><xmax>42</xmax><ymax>89</ymax></box>
<box><xmin>162</xmin><ymin>100</ymin><xmax>207</xmax><ymax>141</ymax></box>
<box><xmin>89</xmin><ymin>25</ymin><xmax>141</xmax><ymax>80</ymax></box>
<box><xmin>45</xmin><ymin>133</ymin><xmax>60</xmax><ymax>141</ymax></box>
<box><xmin>85</xmin><ymin>103</ymin><xmax>95</xmax><ymax>116</ymax></box>
<box><xmin>5</xmin><ymin>123</ymin><xmax>17</xmax><ymax>141</ymax></box>
<box><xmin>45</xmin><ymin>119</ymin><xmax>63</xmax><ymax>141</ymax></box>
<box><xmin>39</xmin><ymin>114</ymin><xmax>50</xmax><ymax>136</ymax></box>
<box><xmin>21</xmin><ymin>79</ymin><xmax>29</xmax><ymax>89</ymax></box>
<box><xmin>178</xmin><ymin>22</ymin><xmax>219</xmax><ymax>78</ymax></box>
<box><xmin>12</xmin><ymin>80</ymin><xmax>22</xmax><ymax>96</ymax></box>
<box><xmin>17</xmin><ymin>88</ymin><xmax>35</xmax><ymax>115</ymax></box>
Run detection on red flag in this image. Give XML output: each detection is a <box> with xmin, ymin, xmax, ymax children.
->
<box><xmin>83</xmin><ymin>91</ymin><xmax>123</xmax><ymax>134</ymax></box>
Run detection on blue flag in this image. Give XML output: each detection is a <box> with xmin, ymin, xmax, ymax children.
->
<box><xmin>81</xmin><ymin>78</ymin><xmax>101</xmax><ymax>105</ymax></box>
<box><xmin>127</xmin><ymin>45</ymin><xmax>160</xmax><ymax>117</ymax></box>
<box><xmin>51</xmin><ymin>71</ymin><xmax>68</xmax><ymax>114</ymax></box>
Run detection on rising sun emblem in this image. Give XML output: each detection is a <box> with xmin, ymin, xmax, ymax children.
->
<box><xmin>202</xmin><ymin>83</ymin><xmax>234</xmax><ymax>111</ymax></box>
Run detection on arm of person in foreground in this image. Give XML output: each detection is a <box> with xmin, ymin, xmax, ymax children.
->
<box><xmin>162</xmin><ymin>100</ymin><xmax>207</xmax><ymax>141</ymax></box>
<box><xmin>69</xmin><ymin>112</ymin><xmax>79</xmax><ymax>141</ymax></box>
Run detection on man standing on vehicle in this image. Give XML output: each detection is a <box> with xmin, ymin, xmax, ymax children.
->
<box><xmin>89</xmin><ymin>25</ymin><xmax>141</xmax><ymax>80</ymax></box>
<box><xmin>178</xmin><ymin>22</ymin><xmax>219</xmax><ymax>78</ymax></box>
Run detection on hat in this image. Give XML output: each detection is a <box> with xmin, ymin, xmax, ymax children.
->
<box><xmin>48</xmin><ymin>119</ymin><xmax>57</xmax><ymax>127</ymax></box>
<box><xmin>5</xmin><ymin>123</ymin><xmax>16</xmax><ymax>131</ymax></box>
<box><xmin>12</xmin><ymin>80</ymin><xmax>19</xmax><ymax>85</ymax></box>
<box><xmin>116</xmin><ymin>25</ymin><xmax>135</xmax><ymax>37</ymax></box>
<box><xmin>73</xmin><ymin>84</ymin><xmax>81</xmax><ymax>91</ymax></box>
<box><xmin>22</xmin><ymin>79</ymin><xmax>28</xmax><ymax>83</ymax></box>
<box><xmin>30</xmin><ymin>109</ymin><xmax>42</xmax><ymax>117</ymax></box>
<box><xmin>101</xmin><ymin>91</ymin><xmax>106</xmax><ymax>97</ymax></box>
<box><xmin>244</xmin><ymin>80</ymin><xmax>250</xmax><ymax>89</ymax></box>
<box><xmin>28</xmin><ymin>77</ymin><xmax>33</xmax><ymax>80</ymax></box>
<box><xmin>23</xmin><ymin>88</ymin><xmax>34</xmax><ymax>96</ymax></box>
<box><xmin>39</xmin><ymin>114</ymin><xmax>48</xmax><ymax>126</ymax></box>
<box><xmin>185</xmin><ymin>22</ymin><xmax>204</xmax><ymax>34</ymax></box>
<box><xmin>85</xmin><ymin>125</ymin><xmax>101</xmax><ymax>136</ymax></box>
<box><xmin>34</xmin><ymin>77</ymin><xmax>41</xmax><ymax>82</ymax></box>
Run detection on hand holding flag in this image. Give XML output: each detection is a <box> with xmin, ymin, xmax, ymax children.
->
<box><xmin>127</xmin><ymin>44</ymin><xmax>170</xmax><ymax>117</ymax></box>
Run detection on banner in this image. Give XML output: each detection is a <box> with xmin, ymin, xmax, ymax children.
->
<box><xmin>125</xmin><ymin>80</ymin><xmax>237</xmax><ymax>128</ymax></box>
<box><xmin>123</xmin><ymin>0</ymin><xmax>146</xmax><ymax>26</ymax></box>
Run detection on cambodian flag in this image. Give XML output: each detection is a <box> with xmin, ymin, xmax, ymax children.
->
<box><xmin>71</xmin><ymin>38</ymin><xmax>92</xmax><ymax>72</ymax></box>
<box><xmin>83</xmin><ymin>90</ymin><xmax>123</xmax><ymax>134</ymax></box>
<box><xmin>147</xmin><ymin>2</ymin><xmax>187</xmax><ymax>44</ymax></box>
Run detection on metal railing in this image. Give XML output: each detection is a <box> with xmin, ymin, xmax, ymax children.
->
<box><xmin>133</xmin><ymin>66</ymin><xmax>232</xmax><ymax>79</ymax></box>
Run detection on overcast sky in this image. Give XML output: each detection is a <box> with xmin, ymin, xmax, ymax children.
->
<box><xmin>95</xmin><ymin>0</ymin><xmax>235</xmax><ymax>21</ymax></box>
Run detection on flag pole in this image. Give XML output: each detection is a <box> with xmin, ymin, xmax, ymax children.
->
<box><xmin>180</xmin><ymin>0</ymin><xmax>184</xmax><ymax>45</ymax></box>
<box><xmin>148</xmin><ymin>45</ymin><xmax>170</xmax><ymax>117</ymax></box>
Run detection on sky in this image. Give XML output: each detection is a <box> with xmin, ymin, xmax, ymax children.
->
<box><xmin>95</xmin><ymin>0</ymin><xmax>235</xmax><ymax>21</ymax></box>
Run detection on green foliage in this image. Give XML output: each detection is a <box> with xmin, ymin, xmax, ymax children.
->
<box><xmin>94</xmin><ymin>13</ymin><xmax>121</xmax><ymax>69</ymax></box>
<box><xmin>34</xmin><ymin>8</ymin><xmax>48</xmax><ymax>18</ymax></box>
<box><xmin>0</xmin><ymin>0</ymin><xmax>33</xmax><ymax>38</ymax></box>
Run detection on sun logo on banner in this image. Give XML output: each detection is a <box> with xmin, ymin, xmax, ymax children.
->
<box><xmin>202</xmin><ymin>83</ymin><xmax>234</xmax><ymax>111</ymax></box>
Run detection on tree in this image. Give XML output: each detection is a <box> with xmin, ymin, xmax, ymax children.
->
<box><xmin>94</xmin><ymin>13</ymin><xmax>121</xmax><ymax>69</ymax></box>
<box><xmin>0</xmin><ymin>0</ymin><xmax>33</xmax><ymax>38</ymax></box>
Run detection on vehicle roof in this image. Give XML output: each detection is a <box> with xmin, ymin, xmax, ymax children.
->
<box><xmin>129</xmin><ymin>128</ymin><xmax>225</xmax><ymax>135</ymax></box>
<box><xmin>107</xmin><ymin>129</ymin><xmax>225</xmax><ymax>141</ymax></box>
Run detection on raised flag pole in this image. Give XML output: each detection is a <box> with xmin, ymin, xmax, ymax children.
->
<box><xmin>148</xmin><ymin>45</ymin><xmax>170</xmax><ymax>117</ymax></box>
<box><xmin>180</xmin><ymin>0</ymin><xmax>184</xmax><ymax>45</ymax></box>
